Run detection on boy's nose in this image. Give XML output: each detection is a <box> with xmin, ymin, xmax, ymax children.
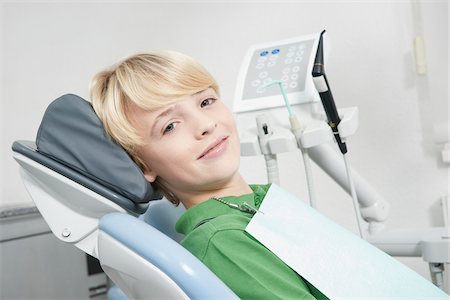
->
<box><xmin>195</xmin><ymin>115</ymin><xmax>217</xmax><ymax>139</ymax></box>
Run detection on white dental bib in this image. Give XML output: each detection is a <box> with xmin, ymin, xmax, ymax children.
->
<box><xmin>245</xmin><ymin>184</ymin><xmax>448</xmax><ymax>299</ymax></box>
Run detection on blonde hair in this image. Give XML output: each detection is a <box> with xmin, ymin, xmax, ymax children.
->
<box><xmin>90</xmin><ymin>50</ymin><xmax>219</xmax><ymax>204</ymax></box>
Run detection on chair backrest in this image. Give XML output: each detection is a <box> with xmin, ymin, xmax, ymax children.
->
<box><xmin>12</xmin><ymin>141</ymin><xmax>149</xmax><ymax>215</ymax></box>
<box><xmin>35</xmin><ymin>94</ymin><xmax>160</xmax><ymax>203</ymax></box>
<box><xmin>13</xmin><ymin>140</ymin><xmax>141</xmax><ymax>257</ymax></box>
<box><xmin>12</xmin><ymin>94</ymin><xmax>161</xmax><ymax>256</ymax></box>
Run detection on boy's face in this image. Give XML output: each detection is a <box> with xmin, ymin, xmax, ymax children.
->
<box><xmin>129</xmin><ymin>88</ymin><xmax>241</xmax><ymax>198</ymax></box>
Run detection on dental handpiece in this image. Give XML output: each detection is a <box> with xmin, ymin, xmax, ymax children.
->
<box><xmin>312</xmin><ymin>30</ymin><xmax>347</xmax><ymax>154</ymax></box>
<box><xmin>312</xmin><ymin>31</ymin><xmax>364</xmax><ymax>238</ymax></box>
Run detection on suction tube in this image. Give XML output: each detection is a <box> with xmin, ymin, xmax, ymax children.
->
<box><xmin>312</xmin><ymin>30</ymin><xmax>347</xmax><ymax>155</ymax></box>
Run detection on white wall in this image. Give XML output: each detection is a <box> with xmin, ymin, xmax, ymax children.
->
<box><xmin>1</xmin><ymin>1</ymin><xmax>448</xmax><ymax>282</ymax></box>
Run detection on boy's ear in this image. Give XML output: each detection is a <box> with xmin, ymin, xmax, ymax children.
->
<box><xmin>143</xmin><ymin>169</ymin><xmax>157</xmax><ymax>183</ymax></box>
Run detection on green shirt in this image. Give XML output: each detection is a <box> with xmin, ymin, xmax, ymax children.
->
<box><xmin>175</xmin><ymin>184</ymin><xmax>328</xmax><ymax>300</ymax></box>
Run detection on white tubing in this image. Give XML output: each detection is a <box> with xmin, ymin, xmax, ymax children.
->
<box><xmin>308</xmin><ymin>143</ymin><xmax>390</xmax><ymax>223</ymax></box>
<box><xmin>301</xmin><ymin>150</ymin><xmax>317</xmax><ymax>208</ymax></box>
<box><xmin>289</xmin><ymin>116</ymin><xmax>317</xmax><ymax>208</ymax></box>
<box><xmin>343</xmin><ymin>153</ymin><xmax>364</xmax><ymax>239</ymax></box>
<box><xmin>264</xmin><ymin>154</ymin><xmax>279</xmax><ymax>185</ymax></box>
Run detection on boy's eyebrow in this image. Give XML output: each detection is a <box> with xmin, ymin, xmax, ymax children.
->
<box><xmin>194</xmin><ymin>89</ymin><xmax>207</xmax><ymax>96</ymax></box>
<box><xmin>152</xmin><ymin>106</ymin><xmax>175</xmax><ymax>134</ymax></box>
<box><xmin>195</xmin><ymin>88</ymin><xmax>215</xmax><ymax>97</ymax></box>
<box><xmin>150</xmin><ymin>88</ymin><xmax>211</xmax><ymax>134</ymax></box>
<box><xmin>155</xmin><ymin>106</ymin><xmax>175</xmax><ymax>120</ymax></box>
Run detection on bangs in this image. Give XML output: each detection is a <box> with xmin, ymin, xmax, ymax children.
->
<box><xmin>116</xmin><ymin>51</ymin><xmax>219</xmax><ymax>111</ymax></box>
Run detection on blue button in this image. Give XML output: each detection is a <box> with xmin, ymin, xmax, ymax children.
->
<box><xmin>272</xmin><ymin>49</ymin><xmax>280</xmax><ymax>55</ymax></box>
<box><xmin>260</xmin><ymin>51</ymin><xmax>269</xmax><ymax>57</ymax></box>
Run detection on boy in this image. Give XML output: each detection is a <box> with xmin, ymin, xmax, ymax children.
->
<box><xmin>90</xmin><ymin>50</ymin><xmax>327</xmax><ymax>299</ymax></box>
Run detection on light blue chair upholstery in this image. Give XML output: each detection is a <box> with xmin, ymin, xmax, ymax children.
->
<box><xmin>99</xmin><ymin>213</ymin><xmax>238</xmax><ymax>300</ymax></box>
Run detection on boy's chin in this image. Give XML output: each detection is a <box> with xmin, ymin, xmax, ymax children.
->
<box><xmin>204</xmin><ymin>161</ymin><xmax>239</xmax><ymax>176</ymax></box>
<box><xmin>205</xmin><ymin>168</ymin><xmax>241</xmax><ymax>186</ymax></box>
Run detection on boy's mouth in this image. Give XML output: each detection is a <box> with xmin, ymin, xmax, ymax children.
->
<box><xmin>198</xmin><ymin>136</ymin><xmax>229</xmax><ymax>160</ymax></box>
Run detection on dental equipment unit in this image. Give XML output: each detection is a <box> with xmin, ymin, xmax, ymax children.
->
<box><xmin>233</xmin><ymin>30</ymin><xmax>450</xmax><ymax>291</ymax></box>
<box><xmin>10</xmin><ymin>31</ymin><xmax>449</xmax><ymax>298</ymax></box>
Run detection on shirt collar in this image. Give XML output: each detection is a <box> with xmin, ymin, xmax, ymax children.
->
<box><xmin>175</xmin><ymin>184</ymin><xmax>269</xmax><ymax>236</ymax></box>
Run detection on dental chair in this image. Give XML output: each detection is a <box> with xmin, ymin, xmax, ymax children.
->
<box><xmin>12</xmin><ymin>94</ymin><xmax>238</xmax><ymax>300</ymax></box>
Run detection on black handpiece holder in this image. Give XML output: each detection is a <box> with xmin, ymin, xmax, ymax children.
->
<box><xmin>312</xmin><ymin>30</ymin><xmax>348</xmax><ymax>154</ymax></box>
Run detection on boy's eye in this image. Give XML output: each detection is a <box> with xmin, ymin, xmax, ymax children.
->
<box><xmin>200</xmin><ymin>98</ymin><xmax>215</xmax><ymax>108</ymax></box>
<box><xmin>163</xmin><ymin>122</ymin><xmax>177</xmax><ymax>134</ymax></box>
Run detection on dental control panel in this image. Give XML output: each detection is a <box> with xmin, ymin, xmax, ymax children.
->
<box><xmin>242</xmin><ymin>41</ymin><xmax>313</xmax><ymax>99</ymax></box>
<box><xmin>234</xmin><ymin>33</ymin><xmax>322</xmax><ymax>113</ymax></box>
<box><xmin>234</xmin><ymin>32</ymin><xmax>359</xmax><ymax>156</ymax></box>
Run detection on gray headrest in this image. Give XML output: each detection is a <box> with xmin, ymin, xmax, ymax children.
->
<box><xmin>36</xmin><ymin>94</ymin><xmax>161</xmax><ymax>203</ymax></box>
